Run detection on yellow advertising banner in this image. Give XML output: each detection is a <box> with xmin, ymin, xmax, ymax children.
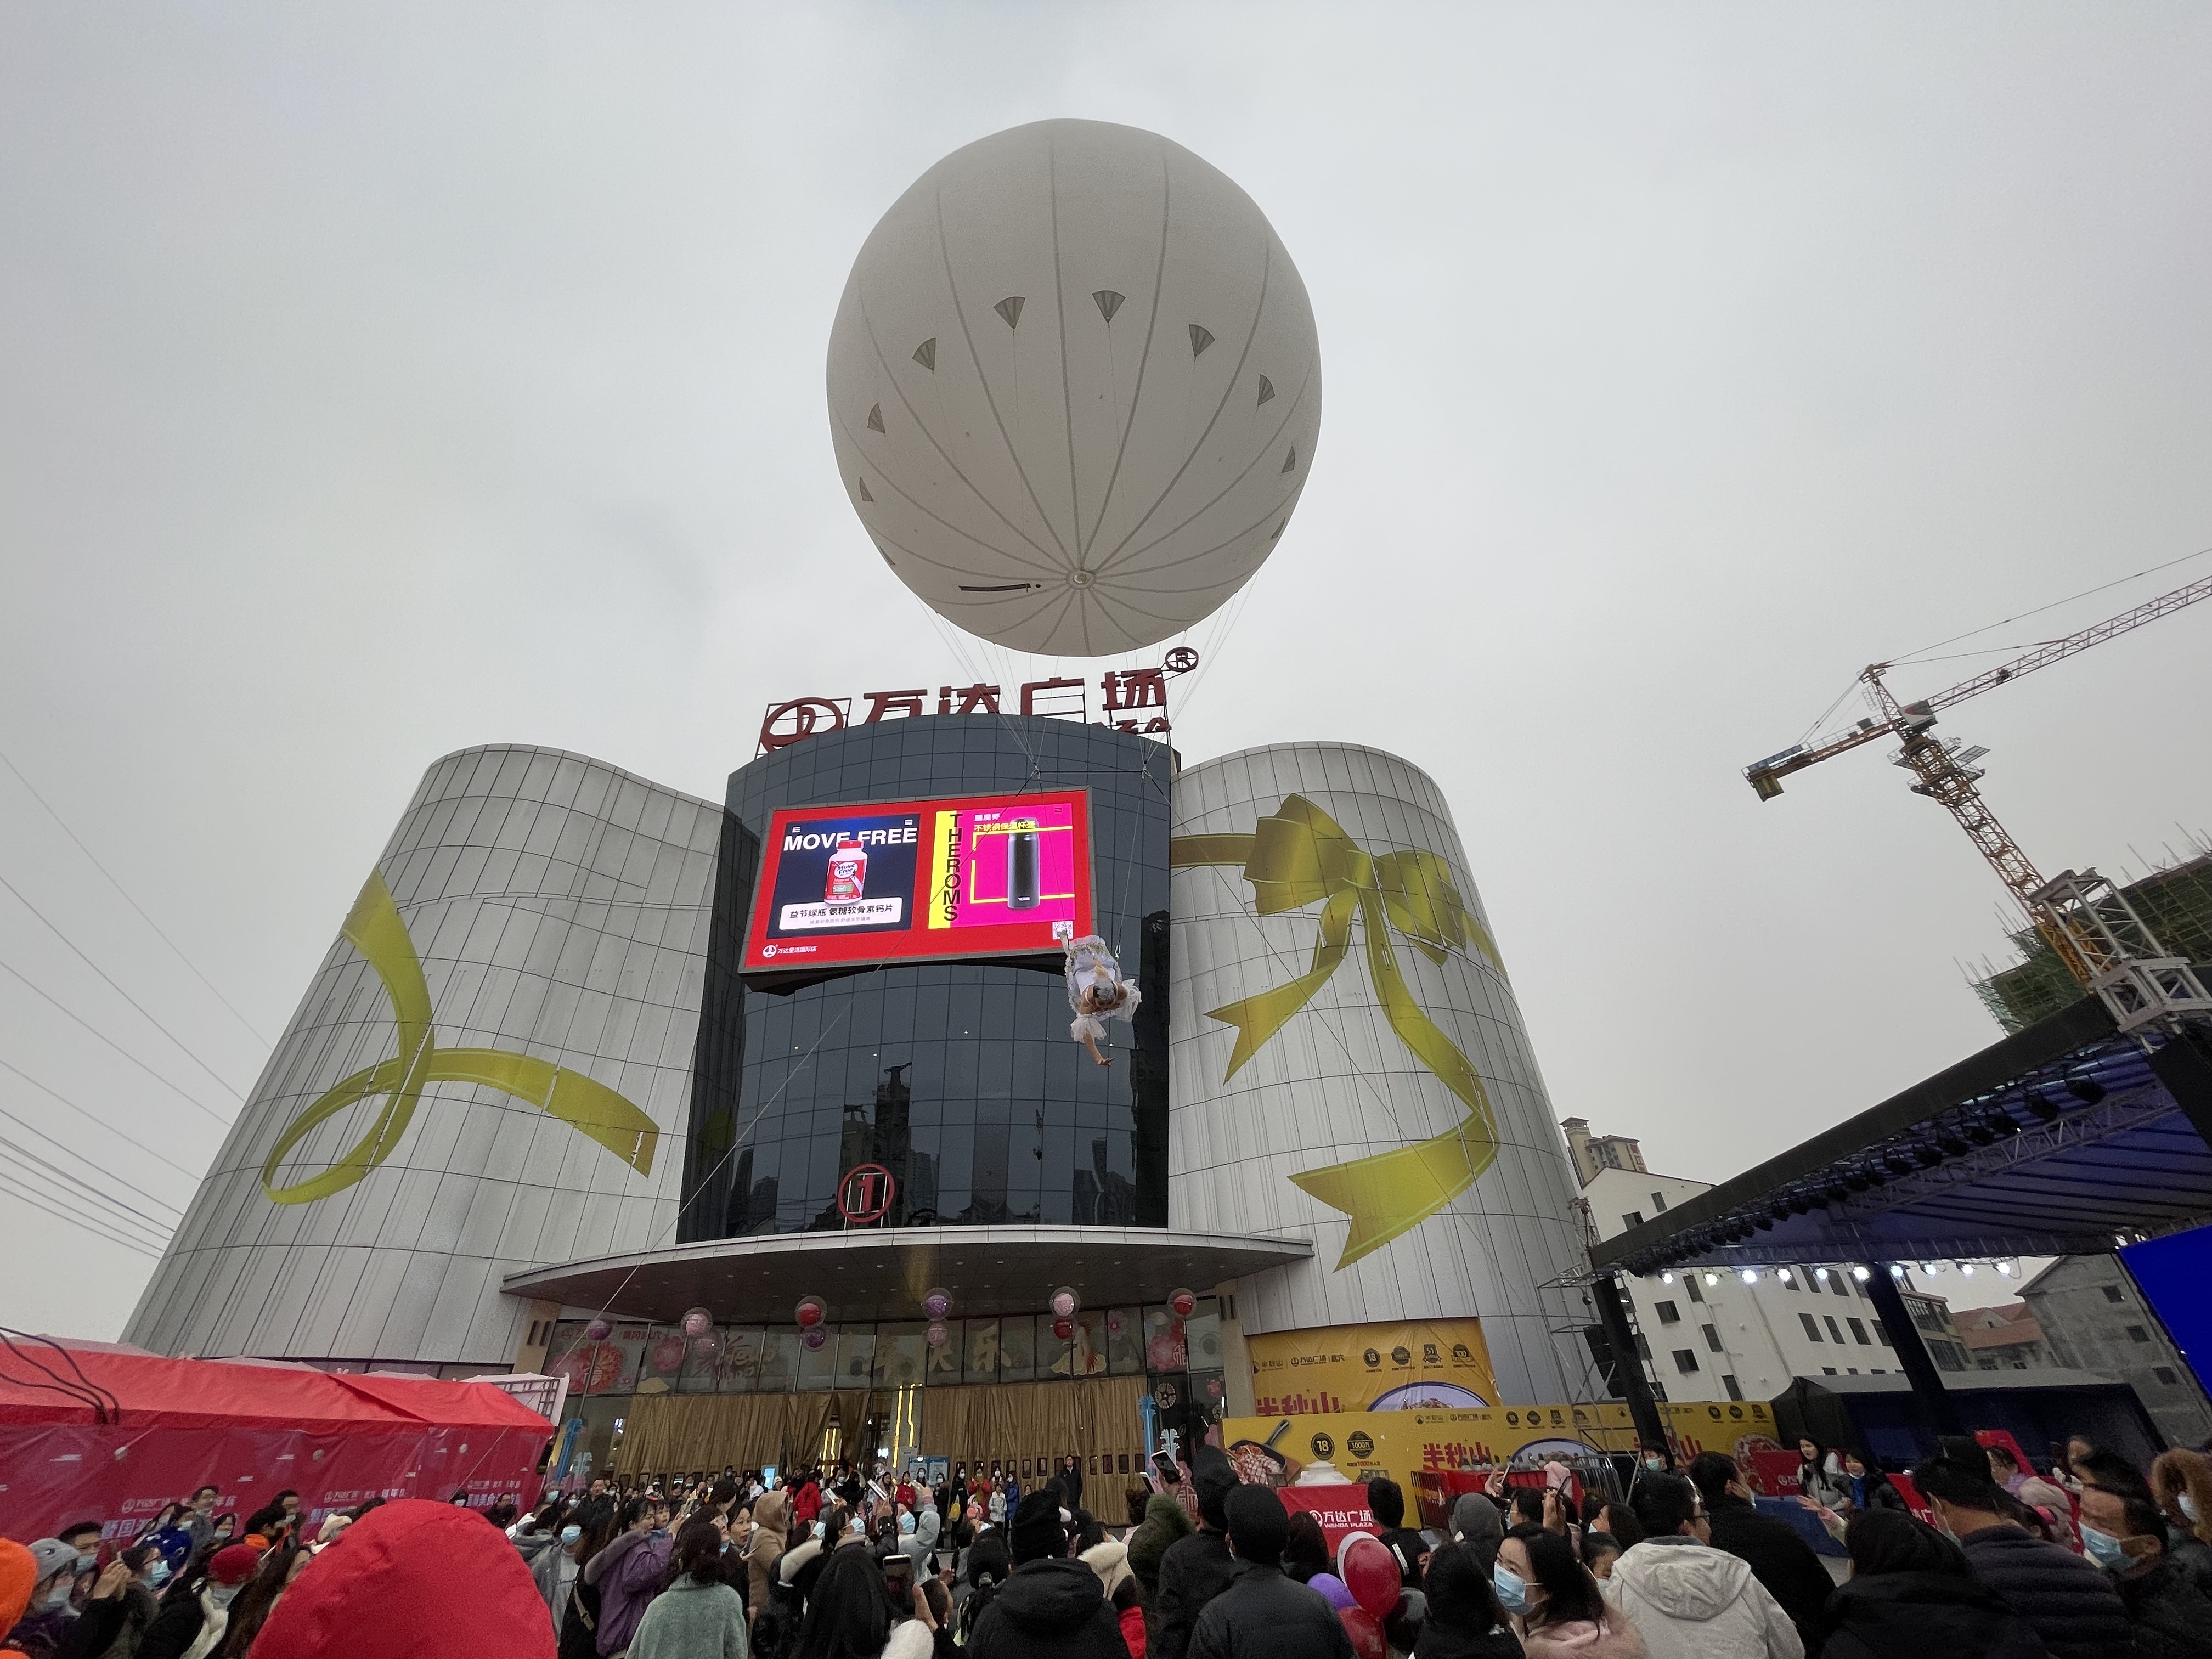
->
<box><xmin>1222</xmin><ymin>1398</ymin><xmax>1780</xmax><ymax>1494</ymax></box>
<box><xmin>1246</xmin><ymin>1319</ymin><xmax>1500</xmax><ymax>1415</ymax></box>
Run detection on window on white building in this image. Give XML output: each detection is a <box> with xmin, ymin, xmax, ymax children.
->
<box><xmin>1722</xmin><ymin>1374</ymin><xmax>1742</xmax><ymax>1401</ymax></box>
<box><xmin>1799</xmin><ymin>1312</ymin><xmax>1823</xmax><ymax>1342</ymax></box>
<box><xmin>1673</xmin><ymin>1349</ymin><xmax>1699</xmax><ymax>1375</ymax></box>
<box><xmin>1847</xmin><ymin>1317</ymin><xmax>1870</xmax><ymax>1345</ymax></box>
<box><xmin>1655</xmin><ymin>1300</ymin><xmax>1681</xmax><ymax>1324</ymax></box>
<box><xmin>1622</xmin><ymin>1211</ymin><xmax>1644</xmax><ymax>1230</ymax></box>
<box><xmin>1702</xmin><ymin>1324</ymin><xmax>1723</xmax><ymax>1353</ymax></box>
<box><xmin>1685</xmin><ymin>1277</ymin><xmax>1706</xmax><ymax>1305</ymax></box>
<box><xmin>1825</xmin><ymin>1316</ymin><xmax>1844</xmax><ymax>1344</ymax></box>
<box><xmin>2102</xmin><ymin>1286</ymin><xmax>2125</xmax><ymax>1304</ymax></box>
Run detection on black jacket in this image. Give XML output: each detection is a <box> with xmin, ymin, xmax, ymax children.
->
<box><xmin>1379</xmin><ymin>1527</ymin><xmax>1430</xmax><ymax>1589</ymax></box>
<box><xmin>1819</xmin><ymin>1570</ymin><xmax>2052</xmax><ymax>1659</ymax></box>
<box><xmin>967</xmin><ymin>1558</ymin><xmax>1129</xmax><ymax>1659</ymax></box>
<box><xmin>2113</xmin><ymin>1555</ymin><xmax>2212</xmax><ymax>1659</ymax></box>
<box><xmin>1956</xmin><ymin>1526</ymin><xmax>2129</xmax><ymax>1659</ymax></box>
<box><xmin>1412</xmin><ymin>1614</ymin><xmax>1524</xmax><ymax>1659</ymax></box>
<box><xmin>133</xmin><ymin>1596</ymin><xmax>219</xmax><ymax>1659</ymax></box>
<box><xmin>1704</xmin><ymin>1492</ymin><xmax>1837</xmax><ymax>1654</ymax></box>
<box><xmin>1188</xmin><ymin>1565</ymin><xmax>1356</xmax><ymax>1659</ymax></box>
<box><xmin>1154</xmin><ymin>1531</ymin><xmax>1244</xmax><ymax>1659</ymax></box>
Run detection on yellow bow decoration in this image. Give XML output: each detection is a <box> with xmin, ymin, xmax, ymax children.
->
<box><xmin>261</xmin><ymin>872</ymin><xmax>660</xmax><ymax>1205</ymax></box>
<box><xmin>1171</xmin><ymin>795</ymin><xmax>1506</xmax><ymax>1269</ymax></box>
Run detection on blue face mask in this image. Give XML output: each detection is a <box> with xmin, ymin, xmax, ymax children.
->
<box><xmin>561</xmin><ymin>1526</ymin><xmax>583</xmax><ymax>1546</ymax></box>
<box><xmin>1493</xmin><ymin>1564</ymin><xmax>1529</xmax><ymax>1615</ymax></box>
<box><xmin>148</xmin><ymin>1561</ymin><xmax>172</xmax><ymax>1587</ymax></box>
<box><xmin>900</xmin><ymin>1514</ymin><xmax>916</xmax><ymax>1534</ymax></box>
<box><xmin>75</xmin><ymin>1552</ymin><xmax>99</xmax><ymax>1573</ymax></box>
<box><xmin>2080</xmin><ymin>1525</ymin><xmax>2129</xmax><ymax>1574</ymax></box>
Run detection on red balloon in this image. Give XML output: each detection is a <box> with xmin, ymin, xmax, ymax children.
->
<box><xmin>1052</xmin><ymin>1317</ymin><xmax>1074</xmax><ymax>1340</ymax></box>
<box><xmin>1339</xmin><ymin>1607</ymin><xmax>1385</xmax><ymax>1659</ymax></box>
<box><xmin>1336</xmin><ymin>1533</ymin><xmax>1400</xmax><ymax>1620</ymax></box>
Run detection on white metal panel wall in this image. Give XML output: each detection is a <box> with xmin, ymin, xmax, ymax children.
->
<box><xmin>125</xmin><ymin>746</ymin><xmax>723</xmax><ymax>1367</ymax></box>
<box><xmin>1169</xmin><ymin>742</ymin><xmax>1597</xmax><ymax>1404</ymax></box>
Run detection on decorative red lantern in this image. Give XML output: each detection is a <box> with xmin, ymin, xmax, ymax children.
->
<box><xmin>1052</xmin><ymin>1317</ymin><xmax>1074</xmax><ymax>1341</ymax></box>
<box><xmin>795</xmin><ymin>1295</ymin><xmax>827</xmax><ymax>1329</ymax></box>
<box><xmin>1169</xmin><ymin>1288</ymin><xmax>1197</xmax><ymax>1319</ymax></box>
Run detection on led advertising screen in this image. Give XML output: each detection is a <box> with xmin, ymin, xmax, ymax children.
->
<box><xmin>742</xmin><ymin>789</ymin><xmax>1093</xmax><ymax>974</ymax></box>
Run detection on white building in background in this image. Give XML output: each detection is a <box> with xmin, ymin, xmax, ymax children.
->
<box><xmin>1577</xmin><ymin>1137</ymin><xmax>1932</xmax><ymax>1402</ymax></box>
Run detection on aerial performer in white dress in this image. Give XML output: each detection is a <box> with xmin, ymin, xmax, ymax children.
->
<box><xmin>1064</xmin><ymin>934</ymin><xmax>1141</xmax><ymax>1066</ymax></box>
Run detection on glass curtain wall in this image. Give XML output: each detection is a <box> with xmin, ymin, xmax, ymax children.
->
<box><xmin>680</xmin><ymin>715</ymin><xmax>1171</xmax><ymax>1241</ymax></box>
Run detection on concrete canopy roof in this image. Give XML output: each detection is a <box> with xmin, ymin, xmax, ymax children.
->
<box><xmin>1590</xmin><ymin>1001</ymin><xmax>2212</xmax><ymax>1275</ymax></box>
<box><xmin>502</xmin><ymin>1223</ymin><xmax>1312</xmax><ymax>1325</ymax></box>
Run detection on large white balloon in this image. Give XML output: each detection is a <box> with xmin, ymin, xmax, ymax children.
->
<box><xmin>827</xmin><ymin>120</ymin><xmax>1322</xmax><ymax>657</ymax></box>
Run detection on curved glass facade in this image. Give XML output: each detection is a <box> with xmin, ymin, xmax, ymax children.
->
<box><xmin>680</xmin><ymin>715</ymin><xmax>1172</xmax><ymax>1242</ymax></box>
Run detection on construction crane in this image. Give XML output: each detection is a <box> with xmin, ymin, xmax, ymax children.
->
<box><xmin>1743</xmin><ymin>572</ymin><xmax>2212</xmax><ymax>1035</ymax></box>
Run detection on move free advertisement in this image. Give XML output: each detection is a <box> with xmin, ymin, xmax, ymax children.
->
<box><xmin>743</xmin><ymin>790</ymin><xmax>1093</xmax><ymax>973</ymax></box>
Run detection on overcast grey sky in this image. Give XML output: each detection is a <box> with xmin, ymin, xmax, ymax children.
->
<box><xmin>4</xmin><ymin>4</ymin><xmax>2209</xmax><ymax>1340</ymax></box>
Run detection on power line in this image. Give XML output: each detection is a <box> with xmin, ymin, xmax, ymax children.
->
<box><xmin>0</xmin><ymin>1167</ymin><xmax>161</xmax><ymax>1258</ymax></box>
<box><xmin>0</xmin><ymin>1056</ymin><xmax>200</xmax><ymax>1207</ymax></box>
<box><xmin>0</xmin><ymin>872</ymin><xmax>247</xmax><ymax>1101</ymax></box>
<box><xmin>0</xmin><ymin>746</ymin><xmax>272</xmax><ymax>1045</ymax></box>
<box><xmin>0</xmin><ymin>1132</ymin><xmax>182</xmax><ymax>1241</ymax></box>
<box><xmin>0</xmin><ymin>955</ymin><xmax>234</xmax><ymax>1127</ymax></box>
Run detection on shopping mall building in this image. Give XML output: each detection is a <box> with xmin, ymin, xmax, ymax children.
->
<box><xmin>126</xmin><ymin>713</ymin><xmax>1600</xmax><ymax>1498</ymax></box>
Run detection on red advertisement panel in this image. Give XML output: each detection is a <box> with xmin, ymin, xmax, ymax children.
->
<box><xmin>1276</xmin><ymin>1485</ymin><xmax>1383</xmax><ymax>1553</ymax></box>
<box><xmin>742</xmin><ymin>790</ymin><xmax>1093</xmax><ymax>973</ymax></box>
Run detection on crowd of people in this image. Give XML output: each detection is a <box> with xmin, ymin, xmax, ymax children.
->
<box><xmin>5</xmin><ymin>1436</ymin><xmax>2211</xmax><ymax>1659</ymax></box>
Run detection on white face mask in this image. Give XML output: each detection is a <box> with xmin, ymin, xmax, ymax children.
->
<box><xmin>2182</xmin><ymin>1493</ymin><xmax>2200</xmax><ymax>1525</ymax></box>
<box><xmin>206</xmin><ymin>1583</ymin><xmax>242</xmax><ymax>1610</ymax></box>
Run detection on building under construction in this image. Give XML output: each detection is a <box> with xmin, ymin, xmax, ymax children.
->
<box><xmin>1974</xmin><ymin>850</ymin><xmax>2212</xmax><ymax>1032</ymax></box>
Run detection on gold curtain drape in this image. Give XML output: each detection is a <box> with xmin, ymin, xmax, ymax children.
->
<box><xmin>614</xmin><ymin>1376</ymin><xmax>1149</xmax><ymax>1514</ymax></box>
<box><xmin>613</xmin><ymin>1392</ymin><xmax>838</xmax><ymax>1477</ymax></box>
<box><xmin>921</xmin><ymin>1375</ymin><xmax>1148</xmax><ymax>1519</ymax></box>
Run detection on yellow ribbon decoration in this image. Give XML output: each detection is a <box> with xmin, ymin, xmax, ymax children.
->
<box><xmin>1171</xmin><ymin>795</ymin><xmax>1506</xmax><ymax>1269</ymax></box>
<box><xmin>261</xmin><ymin>872</ymin><xmax>661</xmax><ymax>1205</ymax></box>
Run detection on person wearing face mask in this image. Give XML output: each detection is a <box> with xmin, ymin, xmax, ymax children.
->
<box><xmin>1408</xmin><ymin>1541</ymin><xmax>1519</xmax><ymax>1659</ymax></box>
<box><xmin>1908</xmin><ymin>1456</ymin><xmax>2123</xmax><ymax>1659</ymax></box>
<box><xmin>48</xmin><ymin>1542</ymin><xmax>167</xmax><ymax>1659</ymax></box>
<box><xmin>5</xmin><ymin>1539</ymin><xmax>86</xmax><ymax>1658</ymax></box>
<box><xmin>533</xmin><ymin>1512</ymin><xmax>587</xmax><ymax>1633</ymax></box>
<box><xmin>1494</xmin><ymin>1526</ymin><xmax>1645</xmax><ymax>1657</ymax></box>
<box><xmin>2075</xmin><ymin>1483</ymin><xmax>2212</xmax><ymax>1658</ymax></box>
<box><xmin>129</xmin><ymin>1542</ymin><xmax>259</xmax><ymax>1659</ymax></box>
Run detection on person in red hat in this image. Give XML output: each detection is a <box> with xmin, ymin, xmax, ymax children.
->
<box><xmin>132</xmin><ymin>1541</ymin><xmax>261</xmax><ymax>1659</ymax></box>
<box><xmin>248</xmin><ymin>1497</ymin><xmax>554</xmax><ymax>1659</ymax></box>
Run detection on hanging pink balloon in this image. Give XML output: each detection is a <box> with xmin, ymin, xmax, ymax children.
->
<box><xmin>1049</xmin><ymin>1286</ymin><xmax>1079</xmax><ymax>1318</ymax></box>
<box><xmin>923</xmin><ymin>1287</ymin><xmax>952</xmax><ymax>1320</ymax></box>
<box><xmin>795</xmin><ymin>1296</ymin><xmax>827</xmax><ymax>1329</ymax></box>
<box><xmin>801</xmin><ymin>1327</ymin><xmax>829</xmax><ymax>1351</ymax></box>
<box><xmin>649</xmin><ymin>1336</ymin><xmax>685</xmax><ymax>1374</ymax></box>
<box><xmin>926</xmin><ymin>1321</ymin><xmax>951</xmax><ymax>1348</ymax></box>
<box><xmin>585</xmin><ymin>1318</ymin><xmax>613</xmax><ymax>1342</ymax></box>
<box><xmin>681</xmin><ymin>1307</ymin><xmax>715</xmax><ymax>1339</ymax></box>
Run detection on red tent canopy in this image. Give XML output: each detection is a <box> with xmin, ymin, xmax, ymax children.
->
<box><xmin>0</xmin><ymin>1339</ymin><xmax>553</xmax><ymax>1545</ymax></box>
